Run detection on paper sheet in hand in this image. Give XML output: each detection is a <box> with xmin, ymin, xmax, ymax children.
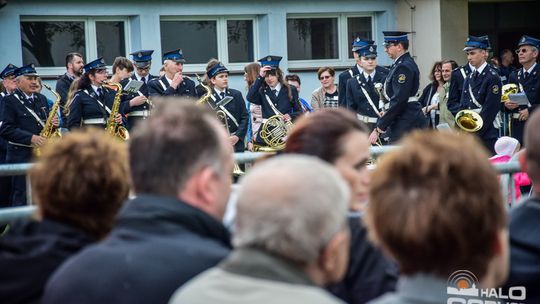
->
<box><xmin>508</xmin><ymin>93</ymin><xmax>530</xmax><ymax>106</ymax></box>
<box><xmin>123</xmin><ymin>80</ymin><xmax>144</xmax><ymax>94</ymax></box>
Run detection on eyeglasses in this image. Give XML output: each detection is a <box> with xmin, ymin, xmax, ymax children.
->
<box><xmin>319</xmin><ymin>75</ymin><xmax>332</xmax><ymax>80</ymax></box>
<box><xmin>384</xmin><ymin>43</ymin><xmax>397</xmax><ymax>49</ymax></box>
<box><xmin>515</xmin><ymin>48</ymin><xmax>529</xmax><ymax>54</ymax></box>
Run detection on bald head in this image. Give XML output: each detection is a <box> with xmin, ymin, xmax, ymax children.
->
<box><xmin>524</xmin><ymin>110</ymin><xmax>540</xmax><ymax>181</ymax></box>
<box><xmin>234</xmin><ymin>155</ymin><xmax>349</xmax><ymax>264</ymax></box>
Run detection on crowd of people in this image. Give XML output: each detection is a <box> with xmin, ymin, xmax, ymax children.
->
<box><xmin>0</xmin><ymin>28</ymin><xmax>539</xmax><ymax>303</ymax></box>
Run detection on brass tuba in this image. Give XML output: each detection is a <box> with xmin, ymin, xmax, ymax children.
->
<box><xmin>103</xmin><ymin>81</ymin><xmax>129</xmax><ymax>141</ymax></box>
<box><xmin>34</xmin><ymin>83</ymin><xmax>62</xmax><ymax>157</ymax></box>
<box><xmin>455</xmin><ymin>110</ymin><xmax>483</xmax><ymax>132</ymax></box>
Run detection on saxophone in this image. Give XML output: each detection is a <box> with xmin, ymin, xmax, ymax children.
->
<box><xmin>103</xmin><ymin>81</ymin><xmax>130</xmax><ymax>141</ymax></box>
<box><xmin>34</xmin><ymin>83</ymin><xmax>62</xmax><ymax>157</ymax></box>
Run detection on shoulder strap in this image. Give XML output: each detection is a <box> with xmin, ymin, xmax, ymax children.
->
<box><xmin>158</xmin><ymin>79</ymin><xmax>167</xmax><ymax>91</ymax></box>
<box><xmin>210</xmin><ymin>94</ymin><xmax>239</xmax><ymax>127</ymax></box>
<box><xmin>83</xmin><ymin>89</ymin><xmax>111</xmax><ymax>114</ymax></box>
<box><xmin>13</xmin><ymin>94</ymin><xmax>45</xmax><ymax>127</ymax></box>
<box><xmin>467</xmin><ymin>83</ymin><xmax>482</xmax><ymax>108</ymax></box>
<box><xmin>264</xmin><ymin>93</ymin><xmax>282</xmax><ymax>116</ymax></box>
<box><xmin>460</xmin><ymin>67</ymin><xmax>467</xmax><ymax>79</ymax></box>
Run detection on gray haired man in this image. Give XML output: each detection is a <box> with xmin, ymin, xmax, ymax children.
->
<box><xmin>170</xmin><ymin>155</ymin><xmax>351</xmax><ymax>304</ymax></box>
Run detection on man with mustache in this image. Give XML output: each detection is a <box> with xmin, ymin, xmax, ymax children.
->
<box><xmin>0</xmin><ymin>64</ymin><xmax>58</xmax><ymax>206</ymax></box>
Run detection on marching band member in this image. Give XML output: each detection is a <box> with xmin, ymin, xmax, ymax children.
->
<box><xmin>369</xmin><ymin>31</ymin><xmax>426</xmax><ymax>145</ymax></box>
<box><xmin>0</xmin><ymin>64</ymin><xmax>57</xmax><ymax>206</ymax></box>
<box><xmin>55</xmin><ymin>53</ymin><xmax>84</xmax><ymax>128</ymax></box>
<box><xmin>121</xmin><ymin>50</ymin><xmax>156</xmax><ymax>130</ymax></box>
<box><xmin>147</xmin><ymin>49</ymin><xmax>196</xmax><ymax>98</ymax></box>
<box><xmin>0</xmin><ymin>64</ymin><xmax>18</xmax><ymax>206</ymax></box>
<box><xmin>246</xmin><ymin>55</ymin><xmax>302</xmax><ymax>148</ymax></box>
<box><xmin>506</xmin><ymin>35</ymin><xmax>540</xmax><ymax>145</ymax></box>
<box><xmin>205</xmin><ymin>61</ymin><xmax>249</xmax><ymax>152</ymax></box>
<box><xmin>447</xmin><ymin>54</ymin><xmax>474</xmax><ymax>117</ymax></box>
<box><xmin>66</xmin><ymin>58</ymin><xmax>125</xmax><ymax>130</ymax></box>
<box><xmin>338</xmin><ymin>37</ymin><xmax>369</xmax><ymax>107</ymax></box>
<box><xmin>346</xmin><ymin>42</ymin><xmax>389</xmax><ymax>133</ymax></box>
<box><xmin>459</xmin><ymin>35</ymin><xmax>502</xmax><ymax>154</ymax></box>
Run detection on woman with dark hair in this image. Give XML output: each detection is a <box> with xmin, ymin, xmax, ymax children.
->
<box><xmin>418</xmin><ymin>61</ymin><xmax>446</xmax><ymax>128</ymax></box>
<box><xmin>0</xmin><ymin>129</ymin><xmax>129</xmax><ymax>303</ymax></box>
<box><xmin>246</xmin><ymin>55</ymin><xmax>302</xmax><ymax>148</ymax></box>
<box><xmin>66</xmin><ymin>58</ymin><xmax>126</xmax><ymax>130</ymax></box>
<box><xmin>284</xmin><ymin>108</ymin><xmax>398</xmax><ymax>304</ymax></box>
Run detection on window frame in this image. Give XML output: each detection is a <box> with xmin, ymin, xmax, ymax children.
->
<box><xmin>286</xmin><ymin>13</ymin><xmax>375</xmax><ymax>69</ymax></box>
<box><xmin>159</xmin><ymin>15</ymin><xmax>258</xmax><ymax>73</ymax></box>
<box><xmin>20</xmin><ymin>16</ymin><xmax>131</xmax><ymax>76</ymax></box>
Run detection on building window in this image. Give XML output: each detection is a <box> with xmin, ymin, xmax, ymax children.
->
<box><xmin>20</xmin><ymin>18</ymin><xmax>129</xmax><ymax>73</ymax></box>
<box><xmin>160</xmin><ymin>17</ymin><xmax>256</xmax><ymax>69</ymax></box>
<box><xmin>287</xmin><ymin>17</ymin><xmax>339</xmax><ymax>60</ymax></box>
<box><xmin>21</xmin><ymin>21</ymin><xmax>86</xmax><ymax>67</ymax></box>
<box><xmin>347</xmin><ymin>16</ymin><xmax>373</xmax><ymax>59</ymax></box>
<box><xmin>287</xmin><ymin>14</ymin><xmax>373</xmax><ymax>68</ymax></box>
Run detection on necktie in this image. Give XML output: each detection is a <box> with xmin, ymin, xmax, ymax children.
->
<box><xmin>524</xmin><ymin>72</ymin><xmax>530</xmax><ymax>80</ymax></box>
<box><xmin>472</xmin><ymin>71</ymin><xmax>479</xmax><ymax>82</ymax></box>
<box><xmin>220</xmin><ymin>92</ymin><xmax>225</xmax><ymax>99</ymax></box>
<box><xmin>367</xmin><ymin>75</ymin><xmax>372</xmax><ymax>84</ymax></box>
<box><xmin>141</xmin><ymin>76</ymin><xmax>146</xmax><ymax>84</ymax></box>
<box><xmin>272</xmin><ymin>89</ymin><xmax>278</xmax><ymax>97</ymax></box>
<box><xmin>97</xmin><ymin>87</ymin><xmax>103</xmax><ymax>97</ymax></box>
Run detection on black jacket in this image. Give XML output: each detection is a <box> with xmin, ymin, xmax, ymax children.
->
<box><xmin>376</xmin><ymin>52</ymin><xmax>426</xmax><ymax>143</ymax></box>
<box><xmin>447</xmin><ymin>64</ymin><xmax>472</xmax><ymax>116</ymax></box>
<box><xmin>504</xmin><ymin>197</ymin><xmax>540</xmax><ymax>304</ymax></box>
<box><xmin>0</xmin><ymin>219</ymin><xmax>94</xmax><ymax>304</ymax></box>
<box><xmin>42</xmin><ymin>194</ymin><xmax>232</xmax><ymax>304</ymax></box>
<box><xmin>246</xmin><ymin>77</ymin><xmax>302</xmax><ymax>120</ymax></box>
<box><xmin>147</xmin><ymin>75</ymin><xmax>197</xmax><ymax>98</ymax></box>
<box><xmin>346</xmin><ymin>69</ymin><xmax>389</xmax><ymax>116</ymax></box>
<box><xmin>67</xmin><ymin>86</ymin><xmax>128</xmax><ymax>130</ymax></box>
<box><xmin>327</xmin><ymin>215</ymin><xmax>398</xmax><ymax>304</ymax></box>
<box><xmin>0</xmin><ymin>90</ymin><xmax>49</xmax><ymax>146</ymax></box>
<box><xmin>417</xmin><ymin>83</ymin><xmax>439</xmax><ymax>127</ymax></box>
<box><xmin>209</xmin><ymin>88</ymin><xmax>249</xmax><ymax>152</ymax></box>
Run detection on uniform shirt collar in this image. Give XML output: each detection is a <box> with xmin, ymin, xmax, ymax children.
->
<box><xmin>91</xmin><ymin>84</ymin><xmax>102</xmax><ymax>95</ymax></box>
<box><xmin>270</xmin><ymin>83</ymin><xmax>282</xmax><ymax>93</ymax></box>
<box><xmin>23</xmin><ymin>92</ymin><xmax>34</xmax><ymax>100</ymax></box>
<box><xmin>363</xmin><ymin>70</ymin><xmax>376</xmax><ymax>79</ymax></box>
<box><xmin>356</xmin><ymin>63</ymin><xmax>363</xmax><ymax>73</ymax></box>
<box><xmin>474</xmin><ymin>61</ymin><xmax>488</xmax><ymax>74</ymax></box>
<box><xmin>394</xmin><ymin>51</ymin><xmax>408</xmax><ymax>63</ymax></box>
<box><xmin>214</xmin><ymin>87</ymin><xmax>226</xmax><ymax>95</ymax></box>
<box><xmin>165</xmin><ymin>76</ymin><xmax>173</xmax><ymax>86</ymax></box>
<box><xmin>524</xmin><ymin>63</ymin><xmax>537</xmax><ymax>74</ymax></box>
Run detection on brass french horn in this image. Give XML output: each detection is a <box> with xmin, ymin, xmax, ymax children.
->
<box><xmin>455</xmin><ymin>110</ymin><xmax>483</xmax><ymax>132</ymax></box>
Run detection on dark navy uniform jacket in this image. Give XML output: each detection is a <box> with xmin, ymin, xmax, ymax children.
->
<box><xmin>509</xmin><ymin>64</ymin><xmax>540</xmax><ymax>113</ymax></box>
<box><xmin>246</xmin><ymin>76</ymin><xmax>302</xmax><ymax>120</ymax></box>
<box><xmin>346</xmin><ymin>68</ymin><xmax>389</xmax><ymax>117</ymax></box>
<box><xmin>147</xmin><ymin>75</ymin><xmax>196</xmax><ymax>98</ymax></box>
<box><xmin>67</xmin><ymin>86</ymin><xmax>125</xmax><ymax>130</ymax></box>
<box><xmin>338</xmin><ymin>65</ymin><xmax>362</xmax><ymax>107</ymax></box>
<box><xmin>448</xmin><ymin>64</ymin><xmax>473</xmax><ymax>116</ymax></box>
<box><xmin>376</xmin><ymin>52</ymin><xmax>425</xmax><ymax>143</ymax></box>
<box><xmin>120</xmin><ymin>74</ymin><xmax>157</xmax><ymax>130</ymax></box>
<box><xmin>459</xmin><ymin>64</ymin><xmax>501</xmax><ymax>146</ymax></box>
<box><xmin>0</xmin><ymin>90</ymin><xmax>49</xmax><ymax>146</ymax></box>
<box><xmin>506</xmin><ymin>64</ymin><xmax>539</xmax><ymax>145</ymax></box>
<box><xmin>208</xmin><ymin>88</ymin><xmax>249</xmax><ymax>152</ymax></box>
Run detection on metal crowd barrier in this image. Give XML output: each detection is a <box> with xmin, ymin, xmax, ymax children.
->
<box><xmin>0</xmin><ymin>148</ymin><xmax>527</xmax><ymax>224</ymax></box>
